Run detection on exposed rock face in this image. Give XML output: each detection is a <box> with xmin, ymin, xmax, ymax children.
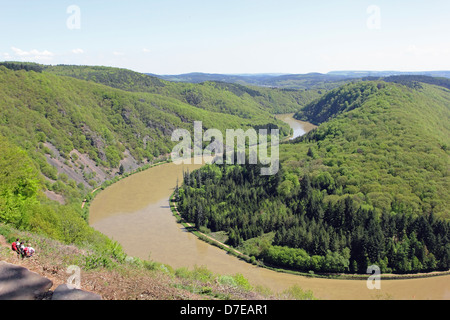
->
<box><xmin>0</xmin><ymin>262</ymin><xmax>53</xmax><ymax>300</ymax></box>
<box><xmin>0</xmin><ymin>262</ymin><xmax>102</xmax><ymax>300</ymax></box>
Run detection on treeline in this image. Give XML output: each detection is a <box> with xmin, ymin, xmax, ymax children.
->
<box><xmin>0</xmin><ymin>62</ymin><xmax>43</xmax><ymax>73</ymax></box>
<box><xmin>362</xmin><ymin>75</ymin><xmax>450</xmax><ymax>90</ymax></box>
<box><xmin>176</xmin><ymin>163</ymin><xmax>449</xmax><ymax>274</ymax></box>
<box><xmin>294</xmin><ymin>82</ymin><xmax>381</xmax><ymax>125</ymax></box>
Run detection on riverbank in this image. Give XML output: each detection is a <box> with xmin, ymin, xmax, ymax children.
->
<box><xmin>169</xmin><ymin>191</ymin><xmax>450</xmax><ymax>281</ymax></box>
<box><xmin>275</xmin><ymin>113</ymin><xmax>317</xmax><ymax>141</ymax></box>
<box><xmin>82</xmin><ymin>156</ymin><xmax>170</xmax><ymax>220</ymax></box>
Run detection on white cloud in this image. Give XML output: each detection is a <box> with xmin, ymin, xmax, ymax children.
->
<box><xmin>142</xmin><ymin>48</ymin><xmax>151</xmax><ymax>53</ymax></box>
<box><xmin>72</xmin><ymin>48</ymin><xmax>84</xmax><ymax>54</ymax></box>
<box><xmin>11</xmin><ymin>47</ymin><xmax>54</xmax><ymax>61</ymax></box>
<box><xmin>113</xmin><ymin>51</ymin><xmax>125</xmax><ymax>56</ymax></box>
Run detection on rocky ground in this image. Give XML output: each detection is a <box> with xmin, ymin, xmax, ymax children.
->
<box><xmin>0</xmin><ymin>234</ymin><xmax>272</xmax><ymax>301</ymax></box>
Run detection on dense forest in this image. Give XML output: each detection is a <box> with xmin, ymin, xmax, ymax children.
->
<box><xmin>176</xmin><ymin>80</ymin><xmax>450</xmax><ymax>274</ymax></box>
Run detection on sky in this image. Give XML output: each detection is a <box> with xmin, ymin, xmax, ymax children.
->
<box><xmin>1</xmin><ymin>0</ymin><xmax>449</xmax><ymax>74</ymax></box>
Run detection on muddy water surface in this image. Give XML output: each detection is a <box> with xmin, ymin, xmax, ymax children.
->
<box><xmin>276</xmin><ymin>113</ymin><xmax>317</xmax><ymax>140</ymax></box>
<box><xmin>89</xmin><ymin>116</ymin><xmax>450</xmax><ymax>300</ymax></box>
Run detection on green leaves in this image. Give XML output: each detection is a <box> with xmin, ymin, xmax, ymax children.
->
<box><xmin>176</xmin><ymin>80</ymin><xmax>450</xmax><ymax>274</ymax></box>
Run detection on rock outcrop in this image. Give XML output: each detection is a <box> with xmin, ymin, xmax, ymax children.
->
<box><xmin>0</xmin><ymin>261</ymin><xmax>53</xmax><ymax>300</ymax></box>
<box><xmin>0</xmin><ymin>261</ymin><xmax>102</xmax><ymax>300</ymax></box>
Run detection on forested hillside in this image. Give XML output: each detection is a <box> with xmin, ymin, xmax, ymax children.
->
<box><xmin>44</xmin><ymin>64</ymin><xmax>320</xmax><ymax>114</ymax></box>
<box><xmin>176</xmin><ymin>80</ymin><xmax>450</xmax><ymax>274</ymax></box>
<box><xmin>0</xmin><ymin>61</ymin><xmax>296</xmax><ymax>262</ymax></box>
<box><xmin>295</xmin><ymin>76</ymin><xmax>450</xmax><ymax>125</ymax></box>
<box><xmin>0</xmin><ymin>64</ymin><xmax>295</xmax><ymax>203</ymax></box>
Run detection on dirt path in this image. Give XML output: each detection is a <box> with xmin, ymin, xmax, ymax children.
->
<box><xmin>81</xmin><ymin>187</ymin><xmax>101</xmax><ymax>209</ymax></box>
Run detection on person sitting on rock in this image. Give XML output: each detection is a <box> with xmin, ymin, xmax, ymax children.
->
<box><xmin>25</xmin><ymin>244</ymin><xmax>35</xmax><ymax>258</ymax></box>
<box><xmin>19</xmin><ymin>242</ymin><xmax>26</xmax><ymax>259</ymax></box>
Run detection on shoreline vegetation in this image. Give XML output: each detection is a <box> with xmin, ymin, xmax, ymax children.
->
<box><xmin>170</xmin><ymin>190</ymin><xmax>450</xmax><ymax>281</ymax></box>
<box><xmin>85</xmin><ymin>150</ymin><xmax>450</xmax><ymax>282</ymax></box>
<box><xmin>81</xmin><ymin>155</ymin><xmax>171</xmax><ymax>219</ymax></box>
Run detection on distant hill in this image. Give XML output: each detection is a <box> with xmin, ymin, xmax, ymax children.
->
<box><xmin>149</xmin><ymin>72</ymin><xmax>351</xmax><ymax>90</ymax></box>
<box><xmin>150</xmin><ymin>70</ymin><xmax>450</xmax><ymax>90</ymax></box>
<box><xmin>328</xmin><ymin>70</ymin><xmax>450</xmax><ymax>79</ymax></box>
<box><xmin>146</xmin><ymin>72</ymin><xmax>282</xmax><ymax>85</ymax></box>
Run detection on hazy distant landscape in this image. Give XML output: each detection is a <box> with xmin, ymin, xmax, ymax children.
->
<box><xmin>149</xmin><ymin>70</ymin><xmax>450</xmax><ymax>89</ymax></box>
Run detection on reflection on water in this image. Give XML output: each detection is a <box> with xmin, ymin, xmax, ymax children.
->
<box><xmin>89</xmin><ymin>115</ymin><xmax>450</xmax><ymax>300</ymax></box>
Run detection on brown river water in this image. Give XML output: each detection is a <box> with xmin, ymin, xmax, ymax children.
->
<box><xmin>275</xmin><ymin>113</ymin><xmax>317</xmax><ymax>140</ymax></box>
<box><xmin>89</xmin><ymin>114</ymin><xmax>450</xmax><ymax>300</ymax></box>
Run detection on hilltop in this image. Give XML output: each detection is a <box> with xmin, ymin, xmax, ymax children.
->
<box><xmin>44</xmin><ymin>64</ymin><xmax>321</xmax><ymax>114</ymax></box>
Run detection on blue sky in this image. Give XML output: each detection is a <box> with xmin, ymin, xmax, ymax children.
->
<box><xmin>1</xmin><ymin>0</ymin><xmax>449</xmax><ymax>74</ymax></box>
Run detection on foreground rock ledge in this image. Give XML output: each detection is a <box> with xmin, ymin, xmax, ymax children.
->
<box><xmin>52</xmin><ymin>284</ymin><xmax>102</xmax><ymax>300</ymax></box>
<box><xmin>0</xmin><ymin>261</ymin><xmax>53</xmax><ymax>300</ymax></box>
<box><xmin>0</xmin><ymin>262</ymin><xmax>102</xmax><ymax>300</ymax></box>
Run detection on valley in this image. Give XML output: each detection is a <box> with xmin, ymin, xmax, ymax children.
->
<box><xmin>0</xmin><ymin>63</ymin><xmax>449</xmax><ymax>301</ymax></box>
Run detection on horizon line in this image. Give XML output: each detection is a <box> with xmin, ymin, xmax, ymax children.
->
<box><xmin>1</xmin><ymin>60</ymin><xmax>450</xmax><ymax>77</ymax></box>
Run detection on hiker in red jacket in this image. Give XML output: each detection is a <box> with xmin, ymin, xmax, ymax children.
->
<box><xmin>11</xmin><ymin>238</ymin><xmax>20</xmax><ymax>255</ymax></box>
